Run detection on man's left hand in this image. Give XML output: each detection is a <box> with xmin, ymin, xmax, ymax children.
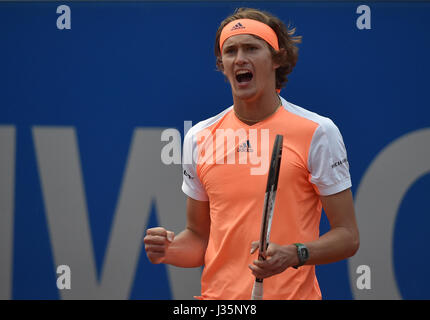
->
<box><xmin>248</xmin><ymin>242</ymin><xmax>299</xmax><ymax>279</ymax></box>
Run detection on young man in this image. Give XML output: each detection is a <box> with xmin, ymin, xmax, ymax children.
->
<box><xmin>144</xmin><ymin>8</ymin><xmax>359</xmax><ymax>299</ymax></box>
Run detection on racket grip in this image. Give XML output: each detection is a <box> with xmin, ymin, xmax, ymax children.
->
<box><xmin>251</xmin><ymin>280</ymin><xmax>263</xmax><ymax>300</ymax></box>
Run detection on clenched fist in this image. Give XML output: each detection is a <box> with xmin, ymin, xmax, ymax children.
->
<box><xmin>143</xmin><ymin>227</ymin><xmax>175</xmax><ymax>264</ymax></box>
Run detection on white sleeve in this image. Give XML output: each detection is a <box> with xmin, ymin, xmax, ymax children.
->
<box><xmin>308</xmin><ymin>119</ymin><xmax>352</xmax><ymax>196</ymax></box>
<box><xmin>181</xmin><ymin>129</ymin><xmax>209</xmax><ymax>201</ymax></box>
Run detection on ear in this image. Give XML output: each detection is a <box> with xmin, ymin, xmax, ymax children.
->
<box><xmin>272</xmin><ymin>48</ymin><xmax>286</xmax><ymax>70</ymax></box>
<box><xmin>217</xmin><ymin>58</ymin><xmax>225</xmax><ymax>74</ymax></box>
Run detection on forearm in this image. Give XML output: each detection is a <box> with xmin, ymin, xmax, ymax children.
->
<box><xmin>303</xmin><ymin>226</ymin><xmax>359</xmax><ymax>266</ymax></box>
<box><xmin>163</xmin><ymin>227</ymin><xmax>208</xmax><ymax>268</ymax></box>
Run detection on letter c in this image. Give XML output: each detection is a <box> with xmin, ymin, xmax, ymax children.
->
<box><xmin>349</xmin><ymin>128</ymin><xmax>430</xmax><ymax>299</ymax></box>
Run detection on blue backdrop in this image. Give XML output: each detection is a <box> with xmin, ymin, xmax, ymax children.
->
<box><xmin>1</xmin><ymin>1</ymin><xmax>429</xmax><ymax>300</ymax></box>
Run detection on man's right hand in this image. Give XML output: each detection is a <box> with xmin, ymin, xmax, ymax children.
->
<box><xmin>144</xmin><ymin>227</ymin><xmax>175</xmax><ymax>264</ymax></box>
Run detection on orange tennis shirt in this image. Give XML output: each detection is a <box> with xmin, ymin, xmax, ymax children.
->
<box><xmin>182</xmin><ymin>97</ymin><xmax>352</xmax><ymax>300</ymax></box>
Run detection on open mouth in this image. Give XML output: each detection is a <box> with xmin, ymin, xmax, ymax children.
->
<box><xmin>236</xmin><ymin>70</ymin><xmax>253</xmax><ymax>83</ymax></box>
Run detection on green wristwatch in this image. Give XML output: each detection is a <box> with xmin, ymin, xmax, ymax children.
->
<box><xmin>293</xmin><ymin>243</ymin><xmax>309</xmax><ymax>269</ymax></box>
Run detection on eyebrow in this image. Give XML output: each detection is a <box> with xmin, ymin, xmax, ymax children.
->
<box><xmin>222</xmin><ymin>42</ymin><xmax>261</xmax><ymax>51</ymax></box>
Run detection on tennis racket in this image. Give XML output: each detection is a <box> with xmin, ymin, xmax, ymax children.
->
<box><xmin>251</xmin><ymin>134</ymin><xmax>283</xmax><ymax>300</ymax></box>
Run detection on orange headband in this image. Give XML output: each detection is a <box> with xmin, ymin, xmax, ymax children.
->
<box><xmin>219</xmin><ymin>19</ymin><xmax>279</xmax><ymax>52</ymax></box>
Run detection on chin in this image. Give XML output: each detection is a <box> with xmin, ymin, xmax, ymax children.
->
<box><xmin>232</xmin><ymin>87</ymin><xmax>259</xmax><ymax>101</ymax></box>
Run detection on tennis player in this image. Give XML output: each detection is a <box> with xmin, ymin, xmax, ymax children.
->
<box><xmin>144</xmin><ymin>7</ymin><xmax>359</xmax><ymax>299</ymax></box>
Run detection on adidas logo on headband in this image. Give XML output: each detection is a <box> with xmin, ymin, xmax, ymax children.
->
<box><xmin>220</xmin><ymin>19</ymin><xmax>279</xmax><ymax>52</ymax></box>
<box><xmin>231</xmin><ymin>22</ymin><xmax>245</xmax><ymax>31</ymax></box>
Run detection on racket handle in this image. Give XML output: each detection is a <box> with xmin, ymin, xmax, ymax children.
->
<box><xmin>251</xmin><ymin>280</ymin><xmax>263</xmax><ymax>300</ymax></box>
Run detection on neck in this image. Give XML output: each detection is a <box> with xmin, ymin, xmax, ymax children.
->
<box><xmin>233</xmin><ymin>91</ymin><xmax>281</xmax><ymax>125</ymax></box>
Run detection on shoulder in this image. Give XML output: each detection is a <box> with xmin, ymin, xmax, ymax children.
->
<box><xmin>281</xmin><ymin>96</ymin><xmax>348</xmax><ymax>164</ymax></box>
<box><xmin>281</xmin><ymin>97</ymin><xmax>339</xmax><ymax>135</ymax></box>
<box><xmin>280</xmin><ymin>97</ymin><xmax>351</xmax><ymax>195</ymax></box>
<box><xmin>184</xmin><ymin>105</ymin><xmax>233</xmax><ymax>144</ymax></box>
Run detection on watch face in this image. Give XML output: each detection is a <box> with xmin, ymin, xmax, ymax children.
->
<box><xmin>300</xmin><ymin>248</ymin><xmax>309</xmax><ymax>260</ymax></box>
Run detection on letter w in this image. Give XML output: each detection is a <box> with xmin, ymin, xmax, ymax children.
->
<box><xmin>33</xmin><ymin>127</ymin><xmax>200</xmax><ymax>299</ymax></box>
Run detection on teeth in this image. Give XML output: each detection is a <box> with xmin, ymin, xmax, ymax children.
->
<box><xmin>236</xmin><ymin>70</ymin><xmax>250</xmax><ymax>75</ymax></box>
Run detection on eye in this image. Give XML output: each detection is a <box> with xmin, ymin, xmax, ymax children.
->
<box><xmin>224</xmin><ymin>47</ymin><xmax>236</xmax><ymax>55</ymax></box>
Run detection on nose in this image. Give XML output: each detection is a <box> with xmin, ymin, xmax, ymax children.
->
<box><xmin>234</xmin><ymin>48</ymin><xmax>247</xmax><ymax>65</ymax></box>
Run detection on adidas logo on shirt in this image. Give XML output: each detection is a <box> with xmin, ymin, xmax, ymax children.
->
<box><xmin>237</xmin><ymin>140</ymin><xmax>253</xmax><ymax>152</ymax></box>
<box><xmin>230</xmin><ymin>22</ymin><xmax>245</xmax><ymax>31</ymax></box>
